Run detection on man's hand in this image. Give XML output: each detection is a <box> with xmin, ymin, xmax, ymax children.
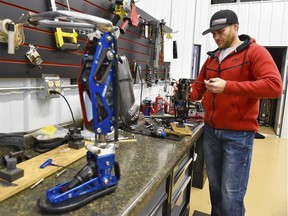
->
<box><xmin>204</xmin><ymin>78</ymin><xmax>226</xmax><ymax>93</ymax></box>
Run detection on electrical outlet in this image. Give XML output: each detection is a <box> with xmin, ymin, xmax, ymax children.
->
<box><xmin>37</xmin><ymin>76</ymin><xmax>61</xmax><ymax>99</ymax></box>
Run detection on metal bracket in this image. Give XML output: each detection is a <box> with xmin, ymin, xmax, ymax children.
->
<box><xmin>36</xmin><ymin>76</ymin><xmax>61</xmax><ymax>99</ymax></box>
<box><xmin>26</xmin><ymin>44</ymin><xmax>43</xmax><ymax>68</ymax></box>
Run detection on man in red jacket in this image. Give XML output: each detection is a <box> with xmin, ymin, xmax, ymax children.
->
<box><xmin>190</xmin><ymin>9</ymin><xmax>282</xmax><ymax>216</ymax></box>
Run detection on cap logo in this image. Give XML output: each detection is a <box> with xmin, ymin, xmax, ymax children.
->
<box><xmin>212</xmin><ymin>18</ymin><xmax>227</xmax><ymax>26</ymax></box>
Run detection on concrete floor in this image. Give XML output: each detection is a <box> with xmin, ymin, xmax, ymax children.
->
<box><xmin>190</xmin><ymin>126</ymin><xmax>288</xmax><ymax>216</ymax></box>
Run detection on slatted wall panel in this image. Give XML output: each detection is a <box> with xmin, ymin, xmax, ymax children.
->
<box><xmin>0</xmin><ymin>0</ymin><xmax>170</xmax><ymax>80</ymax></box>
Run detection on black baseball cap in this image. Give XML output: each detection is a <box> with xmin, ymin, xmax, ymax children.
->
<box><xmin>202</xmin><ymin>9</ymin><xmax>239</xmax><ymax>35</ymax></box>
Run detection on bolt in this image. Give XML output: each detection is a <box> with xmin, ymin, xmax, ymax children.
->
<box><xmin>107</xmin><ymin>51</ymin><xmax>114</xmax><ymax>60</ymax></box>
<box><xmin>30</xmin><ymin>178</ymin><xmax>44</xmax><ymax>189</ymax></box>
<box><xmin>146</xmin><ymin>123</ymin><xmax>154</xmax><ymax>129</ymax></box>
<box><xmin>56</xmin><ymin>169</ymin><xmax>67</xmax><ymax>177</ymax></box>
<box><xmin>103</xmin><ymin>178</ymin><xmax>109</xmax><ymax>185</ymax></box>
<box><xmin>106</xmin><ymin>35</ymin><xmax>112</xmax><ymax>42</ymax></box>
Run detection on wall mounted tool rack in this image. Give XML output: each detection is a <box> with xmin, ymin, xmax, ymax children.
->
<box><xmin>0</xmin><ymin>0</ymin><xmax>171</xmax><ymax>83</ymax></box>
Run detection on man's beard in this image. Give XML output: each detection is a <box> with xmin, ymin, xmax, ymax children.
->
<box><xmin>217</xmin><ymin>29</ymin><xmax>235</xmax><ymax>49</ymax></box>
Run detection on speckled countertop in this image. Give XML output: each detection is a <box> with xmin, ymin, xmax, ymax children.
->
<box><xmin>0</xmin><ymin>123</ymin><xmax>204</xmax><ymax>216</ymax></box>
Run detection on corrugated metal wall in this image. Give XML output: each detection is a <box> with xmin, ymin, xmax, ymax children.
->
<box><xmin>195</xmin><ymin>0</ymin><xmax>288</xmax><ymax>64</ymax></box>
<box><xmin>222</xmin><ymin>1</ymin><xmax>287</xmax><ymax>44</ymax></box>
<box><xmin>0</xmin><ymin>78</ymin><xmax>81</xmax><ymax>132</ymax></box>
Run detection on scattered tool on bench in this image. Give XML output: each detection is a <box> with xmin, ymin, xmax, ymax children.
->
<box><xmin>30</xmin><ymin>178</ymin><xmax>44</xmax><ymax>190</ymax></box>
<box><xmin>40</xmin><ymin>159</ymin><xmax>65</xmax><ymax>169</ymax></box>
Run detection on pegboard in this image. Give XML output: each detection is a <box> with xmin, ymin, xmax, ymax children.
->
<box><xmin>0</xmin><ymin>0</ymin><xmax>171</xmax><ymax>81</ymax></box>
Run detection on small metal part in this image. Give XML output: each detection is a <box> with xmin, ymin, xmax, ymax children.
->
<box><xmin>145</xmin><ymin>123</ymin><xmax>154</xmax><ymax>129</ymax></box>
<box><xmin>103</xmin><ymin>177</ymin><xmax>109</xmax><ymax>185</ymax></box>
<box><xmin>30</xmin><ymin>178</ymin><xmax>44</xmax><ymax>189</ymax></box>
<box><xmin>56</xmin><ymin>169</ymin><xmax>67</xmax><ymax>177</ymax></box>
<box><xmin>16</xmin><ymin>13</ymin><xmax>25</xmax><ymax>23</ymax></box>
<box><xmin>106</xmin><ymin>35</ymin><xmax>112</xmax><ymax>42</ymax></box>
<box><xmin>118</xmin><ymin>139</ymin><xmax>137</xmax><ymax>143</ymax></box>
<box><xmin>118</xmin><ymin>136</ymin><xmax>129</xmax><ymax>140</ymax></box>
<box><xmin>58</xmin><ymin>148</ymin><xmax>70</xmax><ymax>153</ymax></box>
<box><xmin>107</xmin><ymin>50</ymin><xmax>114</xmax><ymax>60</ymax></box>
<box><xmin>130</xmin><ymin>124</ymin><xmax>139</xmax><ymax>130</ymax></box>
<box><xmin>26</xmin><ymin>44</ymin><xmax>43</xmax><ymax>68</ymax></box>
<box><xmin>87</xmin><ymin>29</ymin><xmax>102</xmax><ymax>40</ymax></box>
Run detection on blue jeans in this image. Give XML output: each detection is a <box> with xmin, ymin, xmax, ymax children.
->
<box><xmin>203</xmin><ymin>124</ymin><xmax>254</xmax><ymax>216</ymax></box>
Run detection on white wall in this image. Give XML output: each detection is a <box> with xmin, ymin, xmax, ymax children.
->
<box><xmin>0</xmin><ymin>78</ymin><xmax>81</xmax><ymax>133</ymax></box>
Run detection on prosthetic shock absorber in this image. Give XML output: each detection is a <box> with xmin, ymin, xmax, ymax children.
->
<box><xmin>173</xmin><ymin>78</ymin><xmax>191</xmax><ymax>125</ymax></box>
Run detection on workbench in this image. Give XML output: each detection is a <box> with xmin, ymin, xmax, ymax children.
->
<box><xmin>0</xmin><ymin>122</ymin><xmax>204</xmax><ymax>216</ymax></box>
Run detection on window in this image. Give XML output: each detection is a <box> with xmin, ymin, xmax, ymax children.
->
<box><xmin>211</xmin><ymin>0</ymin><xmax>237</xmax><ymax>4</ymax></box>
<box><xmin>240</xmin><ymin>0</ymin><xmax>260</xmax><ymax>2</ymax></box>
<box><xmin>191</xmin><ymin>45</ymin><xmax>201</xmax><ymax>80</ymax></box>
<box><xmin>211</xmin><ymin>0</ymin><xmax>271</xmax><ymax>3</ymax></box>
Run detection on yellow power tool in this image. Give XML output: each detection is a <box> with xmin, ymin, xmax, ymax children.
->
<box><xmin>49</xmin><ymin>0</ymin><xmax>79</xmax><ymax>50</ymax></box>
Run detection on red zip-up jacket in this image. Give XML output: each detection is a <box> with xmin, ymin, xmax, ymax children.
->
<box><xmin>190</xmin><ymin>35</ymin><xmax>282</xmax><ymax>131</ymax></box>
